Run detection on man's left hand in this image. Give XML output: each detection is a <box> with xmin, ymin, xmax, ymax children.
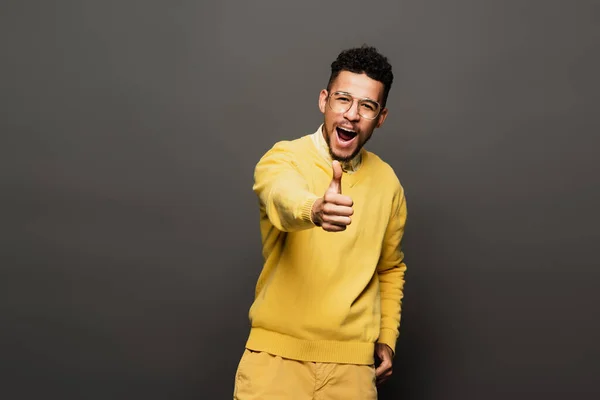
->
<box><xmin>374</xmin><ymin>343</ymin><xmax>393</xmax><ymax>385</ymax></box>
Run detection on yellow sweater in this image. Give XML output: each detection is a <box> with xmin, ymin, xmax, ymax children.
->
<box><xmin>245</xmin><ymin>126</ymin><xmax>408</xmax><ymax>365</ymax></box>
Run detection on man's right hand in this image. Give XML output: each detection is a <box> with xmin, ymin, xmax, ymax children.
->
<box><xmin>311</xmin><ymin>160</ymin><xmax>354</xmax><ymax>232</ymax></box>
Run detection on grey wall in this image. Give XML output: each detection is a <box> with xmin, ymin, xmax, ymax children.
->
<box><xmin>2</xmin><ymin>0</ymin><xmax>599</xmax><ymax>399</ymax></box>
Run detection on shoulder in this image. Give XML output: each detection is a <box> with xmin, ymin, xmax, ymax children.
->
<box><xmin>258</xmin><ymin>135</ymin><xmax>314</xmax><ymax>161</ymax></box>
<box><xmin>262</xmin><ymin>134</ymin><xmax>313</xmax><ymax>157</ymax></box>
<box><xmin>255</xmin><ymin>134</ymin><xmax>314</xmax><ymax>169</ymax></box>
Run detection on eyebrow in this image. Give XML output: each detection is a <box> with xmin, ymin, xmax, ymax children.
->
<box><xmin>335</xmin><ymin>91</ymin><xmax>379</xmax><ymax>104</ymax></box>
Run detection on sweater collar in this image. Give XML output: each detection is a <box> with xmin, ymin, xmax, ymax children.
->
<box><xmin>311</xmin><ymin>125</ymin><xmax>362</xmax><ymax>174</ymax></box>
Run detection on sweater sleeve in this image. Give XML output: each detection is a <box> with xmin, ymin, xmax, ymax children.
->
<box><xmin>252</xmin><ymin>141</ymin><xmax>320</xmax><ymax>232</ymax></box>
<box><xmin>376</xmin><ymin>182</ymin><xmax>408</xmax><ymax>355</ymax></box>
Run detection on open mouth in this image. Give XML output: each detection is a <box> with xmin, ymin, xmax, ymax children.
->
<box><xmin>336</xmin><ymin>127</ymin><xmax>357</xmax><ymax>142</ymax></box>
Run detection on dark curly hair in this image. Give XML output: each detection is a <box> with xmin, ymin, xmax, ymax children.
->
<box><xmin>327</xmin><ymin>45</ymin><xmax>394</xmax><ymax>107</ymax></box>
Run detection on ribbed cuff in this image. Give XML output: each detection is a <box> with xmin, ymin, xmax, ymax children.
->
<box><xmin>300</xmin><ymin>195</ymin><xmax>320</xmax><ymax>225</ymax></box>
<box><xmin>377</xmin><ymin>328</ymin><xmax>399</xmax><ymax>356</ymax></box>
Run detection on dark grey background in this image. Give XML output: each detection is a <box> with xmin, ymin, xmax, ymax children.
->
<box><xmin>2</xmin><ymin>0</ymin><xmax>599</xmax><ymax>399</ymax></box>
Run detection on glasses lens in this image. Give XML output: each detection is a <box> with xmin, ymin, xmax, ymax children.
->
<box><xmin>329</xmin><ymin>92</ymin><xmax>380</xmax><ymax>119</ymax></box>
<box><xmin>358</xmin><ymin>100</ymin><xmax>380</xmax><ymax>119</ymax></box>
<box><xmin>329</xmin><ymin>92</ymin><xmax>352</xmax><ymax>113</ymax></box>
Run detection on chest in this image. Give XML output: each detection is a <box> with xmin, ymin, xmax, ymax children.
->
<box><xmin>307</xmin><ymin>168</ymin><xmax>393</xmax><ymax>241</ymax></box>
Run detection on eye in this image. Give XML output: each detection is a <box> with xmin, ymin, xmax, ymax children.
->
<box><xmin>335</xmin><ymin>95</ymin><xmax>351</xmax><ymax>103</ymax></box>
<box><xmin>361</xmin><ymin>102</ymin><xmax>376</xmax><ymax>111</ymax></box>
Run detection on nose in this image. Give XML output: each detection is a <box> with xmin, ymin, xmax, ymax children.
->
<box><xmin>343</xmin><ymin>99</ymin><xmax>361</xmax><ymax>121</ymax></box>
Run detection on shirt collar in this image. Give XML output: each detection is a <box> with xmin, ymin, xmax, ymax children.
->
<box><xmin>311</xmin><ymin>125</ymin><xmax>362</xmax><ymax>174</ymax></box>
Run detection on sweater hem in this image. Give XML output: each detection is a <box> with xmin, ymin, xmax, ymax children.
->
<box><xmin>245</xmin><ymin>327</ymin><xmax>375</xmax><ymax>365</ymax></box>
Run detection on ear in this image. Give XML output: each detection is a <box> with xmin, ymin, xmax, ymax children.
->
<box><xmin>376</xmin><ymin>107</ymin><xmax>388</xmax><ymax>128</ymax></box>
<box><xmin>318</xmin><ymin>89</ymin><xmax>328</xmax><ymax>114</ymax></box>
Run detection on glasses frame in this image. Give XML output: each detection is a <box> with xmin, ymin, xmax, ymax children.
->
<box><xmin>326</xmin><ymin>91</ymin><xmax>382</xmax><ymax>120</ymax></box>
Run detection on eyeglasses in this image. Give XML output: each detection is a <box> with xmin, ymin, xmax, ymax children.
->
<box><xmin>327</xmin><ymin>91</ymin><xmax>382</xmax><ymax>120</ymax></box>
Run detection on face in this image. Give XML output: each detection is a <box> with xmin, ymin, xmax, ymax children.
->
<box><xmin>318</xmin><ymin>71</ymin><xmax>388</xmax><ymax>161</ymax></box>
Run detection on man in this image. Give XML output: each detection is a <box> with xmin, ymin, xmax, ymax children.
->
<box><xmin>234</xmin><ymin>45</ymin><xmax>408</xmax><ymax>399</ymax></box>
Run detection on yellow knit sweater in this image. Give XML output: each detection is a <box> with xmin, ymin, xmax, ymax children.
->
<box><xmin>245</xmin><ymin>126</ymin><xmax>408</xmax><ymax>365</ymax></box>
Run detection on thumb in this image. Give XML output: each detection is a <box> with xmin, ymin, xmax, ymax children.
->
<box><xmin>327</xmin><ymin>160</ymin><xmax>343</xmax><ymax>194</ymax></box>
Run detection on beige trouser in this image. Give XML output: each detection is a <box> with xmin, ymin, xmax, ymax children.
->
<box><xmin>233</xmin><ymin>349</ymin><xmax>378</xmax><ymax>400</ymax></box>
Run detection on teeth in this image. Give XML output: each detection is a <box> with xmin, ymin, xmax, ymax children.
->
<box><xmin>339</xmin><ymin>127</ymin><xmax>355</xmax><ymax>133</ymax></box>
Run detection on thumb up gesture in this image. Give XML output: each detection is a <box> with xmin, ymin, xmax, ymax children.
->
<box><xmin>311</xmin><ymin>161</ymin><xmax>354</xmax><ymax>232</ymax></box>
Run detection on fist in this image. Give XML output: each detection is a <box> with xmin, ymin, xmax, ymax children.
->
<box><xmin>311</xmin><ymin>161</ymin><xmax>354</xmax><ymax>232</ymax></box>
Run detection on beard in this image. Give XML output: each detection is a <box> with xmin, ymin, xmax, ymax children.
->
<box><xmin>324</xmin><ymin>127</ymin><xmax>371</xmax><ymax>162</ymax></box>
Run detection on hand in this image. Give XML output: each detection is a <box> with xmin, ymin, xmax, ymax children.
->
<box><xmin>311</xmin><ymin>161</ymin><xmax>354</xmax><ymax>232</ymax></box>
<box><xmin>375</xmin><ymin>343</ymin><xmax>393</xmax><ymax>385</ymax></box>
